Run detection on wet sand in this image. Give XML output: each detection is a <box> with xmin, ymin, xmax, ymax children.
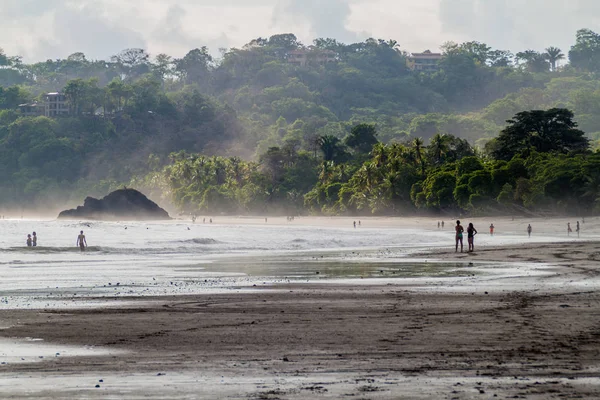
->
<box><xmin>2</xmin><ymin>240</ymin><xmax>600</xmax><ymax>398</ymax></box>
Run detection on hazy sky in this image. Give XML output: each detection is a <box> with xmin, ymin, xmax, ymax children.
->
<box><xmin>1</xmin><ymin>0</ymin><xmax>599</xmax><ymax>61</ymax></box>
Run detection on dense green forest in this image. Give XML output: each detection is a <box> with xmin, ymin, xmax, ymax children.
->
<box><xmin>2</xmin><ymin>29</ymin><xmax>600</xmax><ymax>215</ymax></box>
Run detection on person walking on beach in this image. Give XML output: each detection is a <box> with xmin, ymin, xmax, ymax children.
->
<box><xmin>438</xmin><ymin>221</ymin><xmax>440</xmax><ymax>229</ymax></box>
<box><xmin>567</xmin><ymin>222</ymin><xmax>572</xmax><ymax>236</ymax></box>
<box><xmin>455</xmin><ymin>220</ymin><xmax>464</xmax><ymax>253</ymax></box>
<box><xmin>441</xmin><ymin>221</ymin><xmax>445</xmax><ymax>229</ymax></box>
<box><xmin>26</xmin><ymin>234</ymin><xmax>32</xmax><ymax>247</ymax></box>
<box><xmin>77</xmin><ymin>230</ymin><xmax>87</xmax><ymax>251</ymax></box>
<box><xmin>489</xmin><ymin>223</ymin><xmax>494</xmax><ymax>236</ymax></box>
<box><xmin>32</xmin><ymin>231</ymin><xmax>37</xmax><ymax>247</ymax></box>
<box><xmin>353</xmin><ymin>221</ymin><xmax>356</xmax><ymax>228</ymax></box>
<box><xmin>467</xmin><ymin>223</ymin><xmax>478</xmax><ymax>252</ymax></box>
<box><xmin>527</xmin><ymin>224</ymin><xmax>532</xmax><ymax>238</ymax></box>
<box><xmin>576</xmin><ymin>221</ymin><xmax>580</xmax><ymax>238</ymax></box>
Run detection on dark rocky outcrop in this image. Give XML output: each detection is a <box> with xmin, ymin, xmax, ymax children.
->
<box><xmin>58</xmin><ymin>189</ymin><xmax>171</xmax><ymax>221</ymax></box>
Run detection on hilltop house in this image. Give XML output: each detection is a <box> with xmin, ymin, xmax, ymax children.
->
<box><xmin>44</xmin><ymin>92</ymin><xmax>69</xmax><ymax>117</ymax></box>
<box><xmin>287</xmin><ymin>48</ymin><xmax>337</xmax><ymax>67</ymax></box>
<box><xmin>17</xmin><ymin>102</ymin><xmax>45</xmax><ymax>116</ymax></box>
<box><xmin>407</xmin><ymin>50</ymin><xmax>444</xmax><ymax>72</ymax></box>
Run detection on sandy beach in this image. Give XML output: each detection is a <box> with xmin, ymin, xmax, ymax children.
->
<box><xmin>1</xmin><ymin>218</ymin><xmax>600</xmax><ymax>399</ymax></box>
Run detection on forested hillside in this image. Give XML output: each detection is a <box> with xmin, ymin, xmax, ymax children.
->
<box><xmin>2</xmin><ymin>29</ymin><xmax>600</xmax><ymax>215</ymax></box>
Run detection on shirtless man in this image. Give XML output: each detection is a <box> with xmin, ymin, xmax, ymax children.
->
<box><xmin>455</xmin><ymin>220</ymin><xmax>464</xmax><ymax>253</ymax></box>
<box><xmin>77</xmin><ymin>230</ymin><xmax>87</xmax><ymax>251</ymax></box>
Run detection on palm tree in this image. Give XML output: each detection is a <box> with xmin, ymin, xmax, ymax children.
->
<box><xmin>429</xmin><ymin>134</ymin><xmax>450</xmax><ymax>165</ymax></box>
<box><xmin>544</xmin><ymin>47</ymin><xmax>565</xmax><ymax>72</ymax></box>
<box><xmin>411</xmin><ymin>137</ymin><xmax>426</xmax><ymax>177</ymax></box>
<box><xmin>317</xmin><ymin>135</ymin><xmax>341</xmax><ymax>162</ymax></box>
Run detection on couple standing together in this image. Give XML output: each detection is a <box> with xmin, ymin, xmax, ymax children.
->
<box><xmin>455</xmin><ymin>220</ymin><xmax>477</xmax><ymax>253</ymax></box>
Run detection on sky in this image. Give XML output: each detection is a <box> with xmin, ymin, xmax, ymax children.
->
<box><xmin>1</xmin><ymin>0</ymin><xmax>599</xmax><ymax>62</ymax></box>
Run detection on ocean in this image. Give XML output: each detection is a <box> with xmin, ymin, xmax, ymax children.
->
<box><xmin>0</xmin><ymin>217</ymin><xmax>593</xmax><ymax>309</ymax></box>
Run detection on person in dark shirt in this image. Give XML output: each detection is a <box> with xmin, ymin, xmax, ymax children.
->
<box><xmin>467</xmin><ymin>223</ymin><xmax>478</xmax><ymax>252</ymax></box>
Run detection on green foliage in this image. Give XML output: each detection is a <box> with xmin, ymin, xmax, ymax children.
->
<box><xmin>488</xmin><ymin>108</ymin><xmax>589</xmax><ymax>160</ymax></box>
<box><xmin>2</xmin><ymin>31</ymin><xmax>600</xmax><ymax>215</ymax></box>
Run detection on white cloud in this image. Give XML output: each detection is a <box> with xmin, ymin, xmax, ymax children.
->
<box><xmin>0</xmin><ymin>0</ymin><xmax>599</xmax><ymax>61</ymax></box>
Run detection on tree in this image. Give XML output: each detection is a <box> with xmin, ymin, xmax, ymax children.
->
<box><xmin>153</xmin><ymin>54</ymin><xmax>174</xmax><ymax>81</ymax></box>
<box><xmin>516</xmin><ymin>50</ymin><xmax>550</xmax><ymax>73</ymax></box>
<box><xmin>63</xmin><ymin>79</ymin><xmax>87</xmax><ymax>114</ymax></box>
<box><xmin>489</xmin><ymin>108</ymin><xmax>590</xmax><ymax>160</ymax></box>
<box><xmin>411</xmin><ymin>137</ymin><xmax>426</xmax><ymax>177</ymax></box>
<box><xmin>569</xmin><ymin>29</ymin><xmax>600</xmax><ymax>73</ymax></box>
<box><xmin>0</xmin><ymin>47</ymin><xmax>8</xmax><ymax>66</ymax></box>
<box><xmin>318</xmin><ymin>135</ymin><xmax>344</xmax><ymax>162</ymax></box>
<box><xmin>488</xmin><ymin>50</ymin><xmax>514</xmax><ymax>67</ymax></box>
<box><xmin>107</xmin><ymin>78</ymin><xmax>132</xmax><ymax>111</ymax></box>
<box><xmin>111</xmin><ymin>48</ymin><xmax>151</xmax><ymax>80</ymax></box>
<box><xmin>67</xmin><ymin>52</ymin><xmax>87</xmax><ymax>63</ymax></box>
<box><xmin>544</xmin><ymin>47</ymin><xmax>565</xmax><ymax>72</ymax></box>
<box><xmin>344</xmin><ymin>123</ymin><xmax>378</xmax><ymax>154</ymax></box>
<box><xmin>174</xmin><ymin>47</ymin><xmax>213</xmax><ymax>86</ymax></box>
<box><xmin>267</xmin><ymin>34</ymin><xmax>301</xmax><ymax>59</ymax></box>
<box><xmin>428</xmin><ymin>133</ymin><xmax>450</xmax><ymax>165</ymax></box>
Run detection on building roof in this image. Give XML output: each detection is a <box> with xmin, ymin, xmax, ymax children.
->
<box><xmin>410</xmin><ymin>51</ymin><xmax>443</xmax><ymax>57</ymax></box>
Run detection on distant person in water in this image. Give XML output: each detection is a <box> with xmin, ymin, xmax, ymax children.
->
<box><xmin>527</xmin><ymin>224</ymin><xmax>532</xmax><ymax>238</ymax></box>
<box><xmin>567</xmin><ymin>222</ymin><xmax>572</xmax><ymax>236</ymax></box>
<box><xmin>77</xmin><ymin>230</ymin><xmax>87</xmax><ymax>251</ymax></box>
<box><xmin>489</xmin><ymin>223</ymin><xmax>494</xmax><ymax>236</ymax></box>
<box><xmin>441</xmin><ymin>221</ymin><xmax>445</xmax><ymax>229</ymax></box>
<box><xmin>455</xmin><ymin>220</ymin><xmax>464</xmax><ymax>253</ymax></box>
<box><xmin>437</xmin><ymin>221</ymin><xmax>440</xmax><ymax>229</ymax></box>
<box><xmin>467</xmin><ymin>223</ymin><xmax>478</xmax><ymax>252</ymax></box>
<box><xmin>353</xmin><ymin>221</ymin><xmax>356</xmax><ymax>228</ymax></box>
<box><xmin>576</xmin><ymin>221</ymin><xmax>580</xmax><ymax>238</ymax></box>
<box><xmin>26</xmin><ymin>234</ymin><xmax>32</xmax><ymax>247</ymax></box>
<box><xmin>358</xmin><ymin>220</ymin><xmax>361</xmax><ymax>227</ymax></box>
<box><xmin>32</xmin><ymin>231</ymin><xmax>37</xmax><ymax>247</ymax></box>
<box><xmin>209</xmin><ymin>218</ymin><xmax>213</xmax><ymax>224</ymax></box>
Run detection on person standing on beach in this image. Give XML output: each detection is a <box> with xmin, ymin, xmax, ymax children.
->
<box><xmin>567</xmin><ymin>223</ymin><xmax>572</xmax><ymax>236</ymax></box>
<box><xmin>489</xmin><ymin>223</ymin><xmax>494</xmax><ymax>236</ymax></box>
<box><xmin>441</xmin><ymin>221</ymin><xmax>445</xmax><ymax>229</ymax></box>
<box><xmin>26</xmin><ymin>234</ymin><xmax>32</xmax><ymax>247</ymax></box>
<box><xmin>32</xmin><ymin>231</ymin><xmax>37</xmax><ymax>247</ymax></box>
<box><xmin>77</xmin><ymin>230</ymin><xmax>87</xmax><ymax>251</ymax></box>
<box><xmin>576</xmin><ymin>221</ymin><xmax>580</xmax><ymax>238</ymax></box>
<box><xmin>527</xmin><ymin>224</ymin><xmax>532</xmax><ymax>238</ymax></box>
<box><xmin>467</xmin><ymin>223</ymin><xmax>478</xmax><ymax>252</ymax></box>
<box><xmin>353</xmin><ymin>221</ymin><xmax>356</xmax><ymax>228</ymax></box>
<box><xmin>455</xmin><ymin>220</ymin><xmax>464</xmax><ymax>253</ymax></box>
